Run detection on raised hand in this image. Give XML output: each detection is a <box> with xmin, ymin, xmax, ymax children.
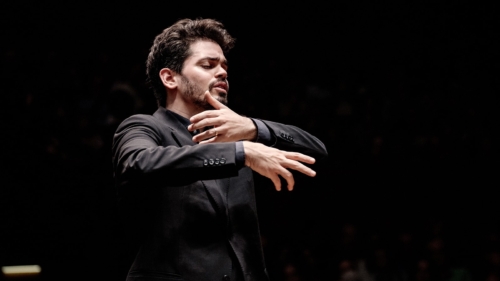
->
<box><xmin>189</xmin><ymin>91</ymin><xmax>257</xmax><ymax>143</ymax></box>
<box><xmin>242</xmin><ymin>141</ymin><xmax>316</xmax><ymax>191</ymax></box>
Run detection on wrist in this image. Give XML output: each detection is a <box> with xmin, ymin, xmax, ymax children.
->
<box><xmin>246</xmin><ymin>118</ymin><xmax>258</xmax><ymax>141</ymax></box>
<box><xmin>242</xmin><ymin>141</ymin><xmax>254</xmax><ymax>167</ymax></box>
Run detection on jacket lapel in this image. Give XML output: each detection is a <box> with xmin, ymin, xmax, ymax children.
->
<box><xmin>153</xmin><ymin>107</ymin><xmax>228</xmax><ymax>218</ymax></box>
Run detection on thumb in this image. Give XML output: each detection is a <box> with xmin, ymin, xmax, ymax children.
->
<box><xmin>205</xmin><ymin>91</ymin><xmax>227</xmax><ymax>110</ymax></box>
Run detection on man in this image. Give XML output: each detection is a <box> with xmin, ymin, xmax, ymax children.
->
<box><xmin>112</xmin><ymin>18</ymin><xmax>327</xmax><ymax>281</ymax></box>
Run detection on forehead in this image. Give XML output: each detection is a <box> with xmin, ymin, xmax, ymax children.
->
<box><xmin>186</xmin><ymin>40</ymin><xmax>225</xmax><ymax>61</ymax></box>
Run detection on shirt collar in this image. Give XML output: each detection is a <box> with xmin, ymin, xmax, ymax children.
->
<box><xmin>167</xmin><ymin>109</ymin><xmax>191</xmax><ymax>129</ymax></box>
<box><xmin>167</xmin><ymin>109</ymin><xmax>211</xmax><ymax>136</ymax></box>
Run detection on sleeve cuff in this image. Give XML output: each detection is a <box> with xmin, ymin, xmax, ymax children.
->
<box><xmin>250</xmin><ymin>118</ymin><xmax>272</xmax><ymax>145</ymax></box>
<box><xmin>235</xmin><ymin>141</ymin><xmax>245</xmax><ymax>168</ymax></box>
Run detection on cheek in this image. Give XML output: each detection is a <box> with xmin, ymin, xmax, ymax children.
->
<box><xmin>191</xmin><ymin>71</ymin><xmax>212</xmax><ymax>87</ymax></box>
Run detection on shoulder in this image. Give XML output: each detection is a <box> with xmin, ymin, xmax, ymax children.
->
<box><xmin>120</xmin><ymin>114</ymin><xmax>156</xmax><ymax>126</ymax></box>
<box><xmin>112</xmin><ymin>113</ymin><xmax>173</xmax><ymax>145</ymax></box>
<box><xmin>115</xmin><ymin>114</ymin><xmax>158</xmax><ymax>132</ymax></box>
<box><xmin>112</xmin><ymin>114</ymin><xmax>168</xmax><ymax>150</ymax></box>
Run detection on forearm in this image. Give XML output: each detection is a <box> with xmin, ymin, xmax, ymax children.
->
<box><xmin>112</xmin><ymin>115</ymin><xmax>240</xmax><ymax>184</ymax></box>
<box><xmin>115</xmin><ymin>142</ymin><xmax>238</xmax><ymax>178</ymax></box>
<box><xmin>255</xmin><ymin>119</ymin><xmax>328</xmax><ymax>160</ymax></box>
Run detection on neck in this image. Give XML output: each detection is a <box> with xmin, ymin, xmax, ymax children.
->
<box><xmin>167</xmin><ymin>106</ymin><xmax>195</xmax><ymax>119</ymax></box>
<box><xmin>166</xmin><ymin>93</ymin><xmax>202</xmax><ymax>119</ymax></box>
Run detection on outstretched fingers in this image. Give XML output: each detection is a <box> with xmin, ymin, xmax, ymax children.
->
<box><xmin>270</xmin><ymin>158</ymin><xmax>313</xmax><ymax>191</ymax></box>
<box><xmin>283</xmin><ymin>151</ymin><xmax>316</xmax><ymax>165</ymax></box>
<box><xmin>243</xmin><ymin>142</ymin><xmax>318</xmax><ymax>192</ymax></box>
<box><xmin>281</xmin><ymin>153</ymin><xmax>317</xmax><ymax>178</ymax></box>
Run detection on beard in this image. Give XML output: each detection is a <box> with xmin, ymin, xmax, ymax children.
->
<box><xmin>179</xmin><ymin>75</ymin><xmax>228</xmax><ymax>110</ymax></box>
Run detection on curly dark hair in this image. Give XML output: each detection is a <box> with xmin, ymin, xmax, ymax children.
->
<box><xmin>146</xmin><ymin>18</ymin><xmax>236</xmax><ymax>107</ymax></box>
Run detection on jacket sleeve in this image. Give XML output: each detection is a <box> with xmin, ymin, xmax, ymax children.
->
<box><xmin>257</xmin><ymin>119</ymin><xmax>328</xmax><ymax>161</ymax></box>
<box><xmin>112</xmin><ymin>114</ymin><xmax>240</xmax><ymax>185</ymax></box>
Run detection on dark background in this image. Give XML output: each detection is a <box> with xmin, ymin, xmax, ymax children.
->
<box><xmin>1</xmin><ymin>1</ymin><xmax>498</xmax><ymax>281</ymax></box>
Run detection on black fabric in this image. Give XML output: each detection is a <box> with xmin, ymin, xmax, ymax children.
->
<box><xmin>112</xmin><ymin>106</ymin><xmax>327</xmax><ymax>281</ymax></box>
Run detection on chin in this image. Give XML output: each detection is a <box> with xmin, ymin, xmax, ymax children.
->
<box><xmin>215</xmin><ymin>93</ymin><xmax>228</xmax><ymax>105</ymax></box>
<box><xmin>216</xmin><ymin>97</ymin><xmax>228</xmax><ymax>105</ymax></box>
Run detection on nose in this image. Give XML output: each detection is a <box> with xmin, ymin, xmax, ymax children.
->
<box><xmin>215</xmin><ymin>66</ymin><xmax>227</xmax><ymax>79</ymax></box>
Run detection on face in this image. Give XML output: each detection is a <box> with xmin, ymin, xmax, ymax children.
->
<box><xmin>177</xmin><ymin>40</ymin><xmax>229</xmax><ymax>110</ymax></box>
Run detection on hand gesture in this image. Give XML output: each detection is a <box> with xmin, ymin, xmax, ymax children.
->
<box><xmin>189</xmin><ymin>91</ymin><xmax>257</xmax><ymax>143</ymax></box>
<box><xmin>243</xmin><ymin>141</ymin><xmax>317</xmax><ymax>191</ymax></box>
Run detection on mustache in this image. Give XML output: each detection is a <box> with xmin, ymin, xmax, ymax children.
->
<box><xmin>208</xmin><ymin>78</ymin><xmax>228</xmax><ymax>91</ymax></box>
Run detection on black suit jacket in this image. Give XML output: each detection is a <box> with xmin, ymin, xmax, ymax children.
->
<box><xmin>112</xmin><ymin>107</ymin><xmax>327</xmax><ymax>281</ymax></box>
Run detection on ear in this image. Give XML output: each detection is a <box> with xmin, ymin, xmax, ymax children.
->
<box><xmin>159</xmin><ymin>68</ymin><xmax>178</xmax><ymax>90</ymax></box>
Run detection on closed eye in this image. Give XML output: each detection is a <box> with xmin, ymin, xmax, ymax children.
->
<box><xmin>199</xmin><ymin>57</ymin><xmax>228</xmax><ymax>70</ymax></box>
